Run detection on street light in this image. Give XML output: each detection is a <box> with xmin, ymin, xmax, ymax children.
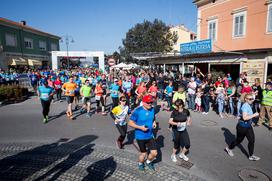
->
<box><xmin>60</xmin><ymin>35</ymin><xmax>74</xmax><ymax>69</ymax></box>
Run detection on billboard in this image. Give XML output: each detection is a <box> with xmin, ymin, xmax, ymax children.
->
<box><xmin>180</xmin><ymin>39</ymin><xmax>212</xmax><ymax>55</ymax></box>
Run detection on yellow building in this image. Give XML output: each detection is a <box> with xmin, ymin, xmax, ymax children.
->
<box><xmin>170</xmin><ymin>25</ymin><xmax>196</xmax><ymax>53</ymax></box>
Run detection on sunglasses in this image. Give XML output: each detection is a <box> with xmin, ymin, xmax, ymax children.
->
<box><xmin>247</xmin><ymin>98</ymin><xmax>254</xmax><ymax>101</ymax></box>
<box><xmin>120</xmin><ymin>100</ymin><xmax>127</xmax><ymax>102</ymax></box>
<box><xmin>146</xmin><ymin>102</ymin><xmax>153</xmax><ymax>105</ymax></box>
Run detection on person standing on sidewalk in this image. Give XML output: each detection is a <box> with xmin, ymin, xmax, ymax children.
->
<box><xmin>62</xmin><ymin>77</ymin><xmax>77</xmax><ymax>119</ymax></box>
<box><xmin>257</xmin><ymin>82</ymin><xmax>272</xmax><ymax>130</ymax></box>
<box><xmin>128</xmin><ymin>95</ymin><xmax>157</xmax><ymax>171</ymax></box>
<box><xmin>37</xmin><ymin>80</ymin><xmax>54</xmax><ymax>123</ymax></box>
<box><xmin>80</xmin><ymin>79</ymin><xmax>93</xmax><ymax>118</ymax></box>
<box><xmin>169</xmin><ymin>99</ymin><xmax>192</xmax><ymax>162</ymax></box>
<box><xmin>187</xmin><ymin>77</ymin><xmax>197</xmax><ymax>110</ymax></box>
<box><xmin>111</xmin><ymin>96</ymin><xmax>131</xmax><ymax>149</ymax></box>
<box><xmin>225</xmin><ymin>94</ymin><xmax>260</xmax><ymax>161</ymax></box>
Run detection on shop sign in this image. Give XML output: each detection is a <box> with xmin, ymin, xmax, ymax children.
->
<box><xmin>180</xmin><ymin>39</ymin><xmax>212</xmax><ymax>55</ymax></box>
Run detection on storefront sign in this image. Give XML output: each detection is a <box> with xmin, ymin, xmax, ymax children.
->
<box><xmin>242</xmin><ymin>61</ymin><xmax>265</xmax><ymax>85</ymax></box>
<box><xmin>180</xmin><ymin>39</ymin><xmax>212</xmax><ymax>55</ymax></box>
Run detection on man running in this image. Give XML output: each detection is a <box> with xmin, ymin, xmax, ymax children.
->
<box><xmin>62</xmin><ymin>77</ymin><xmax>77</xmax><ymax>119</ymax></box>
<box><xmin>80</xmin><ymin>79</ymin><xmax>93</xmax><ymax>118</ymax></box>
<box><xmin>37</xmin><ymin>80</ymin><xmax>54</xmax><ymax>123</ymax></box>
<box><xmin>128</xmin><ymin>95</ymin><xmax>157</xmax><ymax>171</ymax></box>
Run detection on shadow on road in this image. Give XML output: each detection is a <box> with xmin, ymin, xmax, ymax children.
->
<box><xmin>0</xmin><ymin>135</ymin><xmax>98</xmax><ymax>180</ymax></box>
<box><xmin>82</xmin><ymin>156</ymin><xmax>117</xmax><ymax>181</ymax></box>
<box><xmin>154</xmin><ymin>135</ymin><xmax>164</xmax><ymax>164</ymax></box>
<box><xmin>221</xmin><ymin>127</ymin><xmax>249</xmax><ymax>157</ymax></box>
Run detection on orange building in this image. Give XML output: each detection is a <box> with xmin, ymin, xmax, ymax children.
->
<box><xmin>193</xmin><ymin>0</ymin><xmax>272</xmax><ymax>85</ymax></box>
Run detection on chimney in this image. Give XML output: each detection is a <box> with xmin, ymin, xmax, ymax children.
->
<box><xmin>21</xmin><ymin>20</ymin><xmax>26</xmax><ymax>26</ymax></box>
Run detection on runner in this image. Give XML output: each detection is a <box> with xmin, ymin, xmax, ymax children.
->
<box><xmin>29</xmin><ymin>71</ymin><xmax>39</xmax><ymax>92</ymax></box>
<box><xmin>122</xmin><ymin>76</ymin><xmax>133</xmax><ymax>107</ymax></box>
<box><xmin>109</xmin><ymin>78</ymin><xmax>120</xmax><ymax>108</ymax></box>
<box><xmin>101</xmin><ymin>74</ymin><xmax>108</xmax><ymax>107</ymax></box>
<box><xmin>164</xmin><ymin>80</ymin><xmax>174</xmax><ymax>111</ymax></box>
<box><xmin>135</xmin><ymin>82</ymin><xmax>147</xmax><ymax>106</ymax></box>
<box><xmin>80</xmin><ymin>79</ymin><xmax>93</xmax><ymax>118</ymax></box>
<box><xmin>225</xmin><ymin>93</ymin><xmax>260</xmax><ymax>161</ymax></box>
<box><xmin>74</xmin><ymin>75</ymin><xmax>82</xmax><ymax>110</ymax></box>
<box><xmin>111</xmin><ymin>96</ymin><xmax>131</xmax><ymax>149</ymax></box>
<box><xmin>128</xmin><ymin>95</ymin><xmax>157</xmax><ymax>171</ymax></box>
<box><xmin>62</xmin><ymin>77</ymin><xmax>77</xmax><ymax>119</ymax></box>
<box><xmin>37</xmin><ymin>80</ymin><xmax>54</xmax><ymax>123</ymax></box>
<box><xmin>95</xmin><ymin>80</ymin><xmax>107</xmax><ymax>115</ymax></box>
<box><xmin>168</xmin><ymin>99</ymin><xmax>192</xmax><ymax>162</ymax></box>
<box><xmin>54</xmin><ymin>76</ymin><xmax>62</xmax><ymax>102</ymax></box>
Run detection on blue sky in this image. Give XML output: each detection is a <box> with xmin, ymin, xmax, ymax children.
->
<box><xmin>1</xmin><ymin>0</ymin><xmax>197</xmax><ymax>54</ymax></box>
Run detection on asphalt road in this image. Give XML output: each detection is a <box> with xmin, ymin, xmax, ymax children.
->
<box><xmin>0</xmin><ymin>97</ymin><xmax>271</xmax><ymax>181</ymax></box>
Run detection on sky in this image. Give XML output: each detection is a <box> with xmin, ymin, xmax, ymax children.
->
<box><xmin>1</xmin><ymin>0</ymin><xmax>197</xmax><ymax>54</ymax></box>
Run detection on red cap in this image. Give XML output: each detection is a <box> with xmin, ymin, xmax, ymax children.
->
<box><xmin>142</xmin><ymin>95</ymin><xmax>154</xmax><ymax>103</ymax></box>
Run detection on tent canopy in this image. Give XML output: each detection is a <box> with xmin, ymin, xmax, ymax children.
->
<box><xmin>8</xmin><ymin>57</ymin><xmax>28</xmax><ymax>66</ymax></box>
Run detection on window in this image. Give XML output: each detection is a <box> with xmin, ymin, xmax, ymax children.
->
<box><xmin>208</xmin><ymin>19</ymin><xmax>217</xmax><ymax>41</ymax></box>
<box><xmin>233</xmin><ymin>11</ymin><xmax>247</xmax><ymax>37</ymax></box>
<box><xmin>39</xmin><ymin>41</ymin><xmax>47</xmax><ymax>51</ymax></box>
<box><xmin>267</xmin><ymin>4</ymin><xmax>272</xmax><ymax>33</ymax></box>
<box><xmin>5</xmin><ymin>33</ymin><xmax>17</xmax><ymax>47</ymax></box>
<box><xmin>24</xmin><ymin>37</ymin><xmax>33</xmax><ymax>49</ymax></box>
<box><xmin>51</xmin><ymin>43</ymin><xmax>57</xmax><ymax>51</ymax></box>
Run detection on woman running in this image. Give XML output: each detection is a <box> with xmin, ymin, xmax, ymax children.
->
<box><xmin>111</xmin><ymin>96</ymin><xmax>131</xmax><ymax>149</ymax></box>
<box><xmin>169</xmin><ymin>99</ymin><xmax>192</xmax><ymax>162</ymax></box>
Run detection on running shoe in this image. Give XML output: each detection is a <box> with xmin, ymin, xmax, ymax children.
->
<box><xmin>225</xmin><ymin>147</ymin><xmax>234</xmax><ymax>157</ymax></box>
<box><xmin>179</xmin><ymin>153</ymin><xmax>189</xmax><ymax>161</ymax></box>
<box><xmin>146</xmin><ymin>162</ymin><xmax>155</xmax><ymax>171</ymax></box>
<box><xmin>80</xmin><ymin>108</ymin><xmax>85</xmax><ymax>114</ymax></box>
<box><xmin>116</xmin><ymin>140</ymin><xmax>122</xmax><ymax>149</ymax></box>
<box><xmin>86</xmin><ymin>113</ymin><xmax>91</xmax><ymax>118</ymax></box>
<box><xmin>249</xmin><ymin>155</ymin><xmax>260</xmax><ymax>161</ymax></box>
<box><xmin>43</xmin><ymin>118</ymin><xmax>47</xmax><ymax>124</ymax></box>
<box><xmin>138</xmin><ymin>164</ymin><xmax>145</xmax><ymax>171</ymax></box>
<box><xmin>171</xmin><ymin>154</ymin><xmax>177</xmax><ymax>162</ymax></box>
<box><xmin>45</xmin><ymin>116</ymin><xmax>49</xmax><ymax>123</ymax></box>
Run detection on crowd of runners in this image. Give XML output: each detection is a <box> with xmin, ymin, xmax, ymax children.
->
<box><xmin>3</xmin><ymin>66</ymin><xmax>271</xmax><ymax>171</ymax></box>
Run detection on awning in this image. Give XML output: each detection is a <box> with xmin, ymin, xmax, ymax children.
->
<box><xmin>8</xmin><ymin>57</ymin><xmax>28</xmax><ymax>66</ymax></box>
<box><xmin>28</xmin><ymin>59</ymin><xmax>42</xmax><ymax>66</ymax></box>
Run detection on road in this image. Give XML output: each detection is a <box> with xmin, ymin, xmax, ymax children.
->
<box><xmin>0</xmin><ymin>97</ymin><xmax>271</xmax><ymax>180</ymax></box>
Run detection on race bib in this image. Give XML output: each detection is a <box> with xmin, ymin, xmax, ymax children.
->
<box><xmin>95</xmin><ymin>95</ymin><xmax>101</xmax><ymax>100</ymax></box>
<box><xmin>177</xmin><ymin>122</ymin><xmax>186</xmax><ymax>131</ymax></box>
<box><xmin>41</xmin><ymin>93</ymin><xmax>49</xmax><ymax>99</ymax></box>
<box><xmin>57</xmin><ymin>85</ymin><xmax>61</xmax><ymax>89</ymax></box>
<box><xmin>168</xmin><ymin>93</ymin><xmax>172</xmax><ymax>97</ymax></box>
<box><xmin>32</xmin><ymin>77</ymin><xmax>36</xmax><ymax>81</ymax></box>
<box><xmin>69</xmin><ymin>90</ymin><xmax>74</xmax><ymax>95</ymax></box>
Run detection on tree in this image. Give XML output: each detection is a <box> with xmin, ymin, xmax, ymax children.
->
<box><xmin>120</xmin><ymin>19</ymin><xmax>178</xmax><ymax>62</ymax></box>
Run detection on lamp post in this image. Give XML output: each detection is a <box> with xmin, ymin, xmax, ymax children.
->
<box><xmin>60</xmin><ymin>35</ymin><xmax>74</xmax><ymax>69</ymax></box>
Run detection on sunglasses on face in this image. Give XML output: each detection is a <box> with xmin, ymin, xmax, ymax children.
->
<box><xmin>247</xmin><ymin>98</ymin><xmax>254</xmax><ymax>101</ymax></box>
<box><xmin>146</xmin><ymin>102</ymin><xmax>153</xmax><ymax>105</ymax></box>
<box><xmin>120</xmin><ymin>100</ymin><xmax>126</xmax><ymax>102</ymax></box>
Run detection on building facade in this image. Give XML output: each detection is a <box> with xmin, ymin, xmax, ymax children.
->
<box><xmin>147</xmin><ymin>0</ymin><xmax>272</xmax><ymax>85</ymax></box>
<box><xmin>0</xmin><ymin>18</ymin><xmax>60</xmax><ymax>69</ymax></box>
<box><xmin>194</xmin><ymin>0</ymin><xmax>272</xmax><ymax>85</ymax></box>
<box><xmin>170</xmin><ymin>25</ymin><xmax>196</xmax><ymax>52</ymax></box>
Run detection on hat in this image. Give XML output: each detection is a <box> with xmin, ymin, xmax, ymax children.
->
<box><xmin>266</xmin><ymin>82</ymin><xmax>272</xmax><ymax>86</ymax></box>
<box><xmin>114</xmin><ymin>78</ymin><xmax>118</xmax><ymax>82</ymax></box>
<box><xmin>142</xmin><ymin>95</ymin><xmax>154</xmax><ymax>103</ymax></box>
